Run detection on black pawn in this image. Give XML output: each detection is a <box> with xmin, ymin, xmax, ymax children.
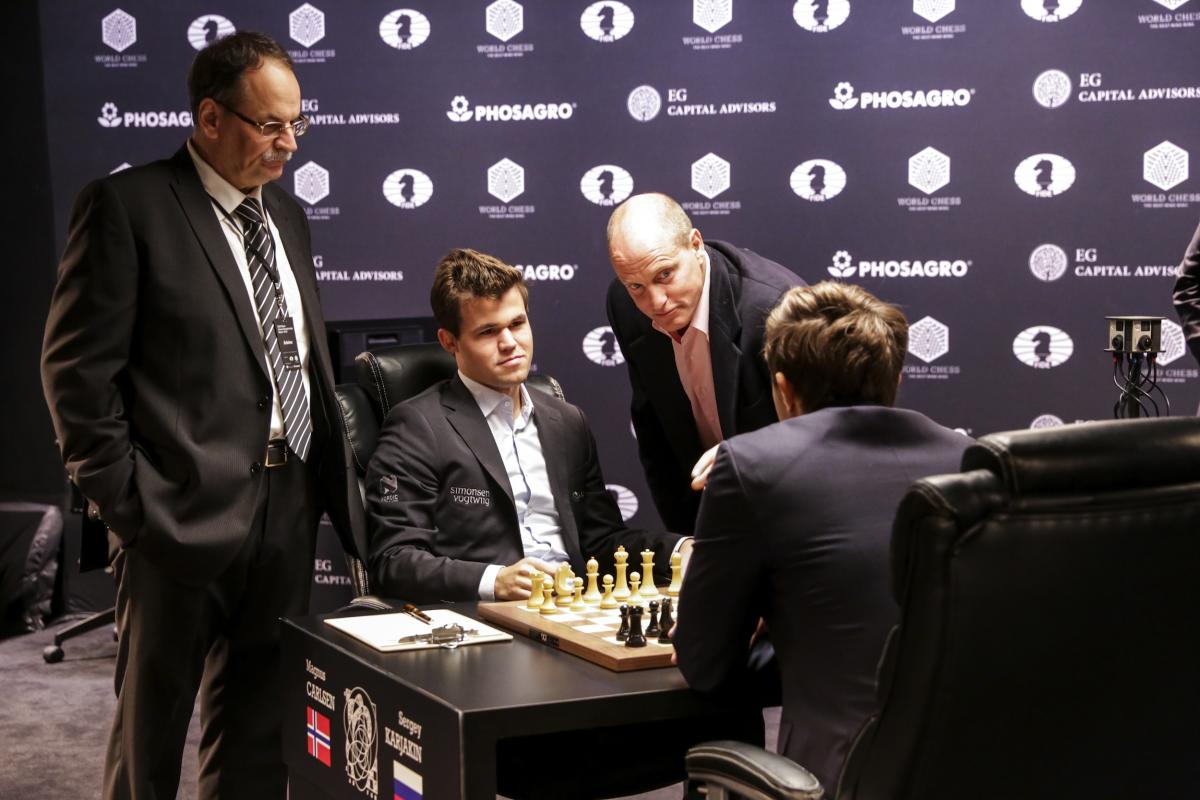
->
<box><xmin>625</xmin><ymin>605</ymin><xmax>647</xmax><ymax>647</ymax></box>
<box><xmin>658</xmin><ymin>598</ymin><xmax>674</xmax><ymax>644</ymax></box>
<box><xmin>615</xmin><ymin>605</ymin><xmax>630</xmax><ymax>641</ymax></box>
<box><xmin>645</xmin><ymin>600</ymin><xmax>661</xmax><ymax>638</ymax></box>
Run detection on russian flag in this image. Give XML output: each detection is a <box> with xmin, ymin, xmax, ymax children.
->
<box><xmin>393</xmin><ymin>759</ymin><xmax>423</xmax><ymax>800</ymax></box>
<box><xmin>307</xmin><ymin>706</ymin><xmax>332</xmax><ymax>766</ymax></box>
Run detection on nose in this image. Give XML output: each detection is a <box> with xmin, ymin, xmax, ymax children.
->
<box><xmin>647</xmin><ymin>284</ymin><xmax>669</xmax><ymax>312</ymax></box>
<box><xmin>498</xmin><ymin>328</ymin><xmax>517</xmax><ymax>348</ymax></box>
<box><xmin>276</xmin><ymin>127</ymin><xmax>300</xmax><ymax>152</ymax></box>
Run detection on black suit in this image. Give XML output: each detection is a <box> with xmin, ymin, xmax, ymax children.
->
<box><xmin>41</xmin><ymin>145</ymin><xmax>363</xmax><ymax>799</ymax></box>
<box><xmin>366</xmin><ymin>375</ymin><xmax>682</xmax><ymax>601</ymax></box>
<box><xmin>606</xmin><ymin>240</ymin><xmax>803</xmax><ymax>532</ymax></box>
<box><xmin>1173</xmin><ymin>217</ymin><xmax>1200</xmax><ymax>374</ymax></box>
<box><xmin>674</xmin><ymin>405</ymin><xmax>971</xmax><ymax>791</ymax></box>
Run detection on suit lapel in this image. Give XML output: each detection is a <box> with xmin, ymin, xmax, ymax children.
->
<box><xmin>705</xmin><ymin>247</ymin><xmax>742</xmax><ymax>437</ymax></box>
<box><xmin>531</xmin><ymin>398</ymin><xmax>584</xmax><ymax>565</ymax></box>
<box><xmin>442</xmin><ymin>377</ymin><xmax>515</xmax><ymax>502</ymax></box>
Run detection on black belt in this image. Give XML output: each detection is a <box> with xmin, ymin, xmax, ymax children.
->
<box><xmin>265</xmin><ymin>438</ymin><xmax>288</xmax><ymax>468</ymax></box>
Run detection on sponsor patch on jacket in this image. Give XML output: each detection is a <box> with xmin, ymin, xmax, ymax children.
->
<box><xmin>449</xmin><ymin>486</ymin><xmax>490</xmax><ymax>507</ymax></box>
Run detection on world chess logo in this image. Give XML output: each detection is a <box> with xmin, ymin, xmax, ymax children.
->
<box><xmin>1021</xmin><ymin>0</ymin><xmax>1083</xmax><ymax>22</ymax></box>
<box><xmin>486</xmin><ymin>0</ymin><xmax>524</xmax><ymax>41</ymax></box>
<box><xmin>1033</xmin><ymin>69</ymin><xmax>1072</xmax><ymax>108</ymax></box>
<box><xmin>908</xmin><ymin>316</ymin><xmax>950</xmax><ymax>363</ymax></box>
<box><xmin>790</xmin><ymin>159</ymin><xmax>846</xmax><ymax>201</ymax></box>
<box><xmin>187</xmin><ymin>15</ymin><xmax>235</xmax><ymax>50</ymax></box>
<box><xmin>691</xmin><ymin>153</ymin><xmax>731</xmax><ymax>199</ymax></box>
<box><xmin>1158</xmin><ymin>319</ymin><xmax>1186</xmax><ymax>366</ymax></box>
<box><xmin>1029</xmin><ymin>413</ymin><xmax>1065</xmax><ymax>429</ymax></box>
<box><xmin>627</xmin><ymin>85</ymin><xmax>662</xmax><ymax>121</ymax></box>
<box><xmin>604</xmin><ymin>484</ymin><xmax>639</xmax><ymax>522</ymax></box>
<box><xmin>97</xmin><ymin>102</ymin><xmax>122</xmax><ymax>128</ymax></box>
<box><xmin>290</xmin><ymin>4</ymin><xmax>326</xmax><ymax>48</ymax></box>
<box><xmin>1014</xmin><ymin>153</ymin><xmax>1076</xmax><ymax>197</ymax></box>
<box><xmin>446</xmin><ymin>96</ymin><xmax>473</xmax><ymax>122</ymax></box>
<box><xmin>828</xmin><ymin>250</ymin><xmax>856</xmax><ymax>278</ymax></box>
<box><xmin>582</xmin><ymin>326</ymin><xmax>624</xmax><ymax>366</ymax></box>
<box><xmin>379</xmin><ymin>9</ymin><xmax>431</xmax><ymax>50</ymax></box>
<box><xmin>110</xmin><ymin>162</ymin><xmax>131</xmax><ymax>173</ymax></box>
<box><xmin>1029</xmin><ymin>243</ymin><xmax>1069</xmax><ymax>282</ymax></box>
<box><xmin>487</xmin><ymin>159</ymin><xmax>525</xmax><ymax>203</ymax></box>
<box><xmin>694</xmin><ymin>0</ymin><xmax>733</xmax><ymax>33</ymax></box>
<box><xmin>914</xmin><ymin>0</ymin><xmax>954</xmax><ymax>23</ymax></box>
<box><xmin>1143</xmin><ymin>141</ymin><xmax>1189</xmax><ymax>191</ymax></box>
<box><xmin>580</xmin><ymin>165</ymin><xmax>634</xmax><ymax>206</ymax></box>
<box><xmin>1152</xmin><ymin>0</ymin><xmax>1190</xmax><ymax>9</ymax></box>
<box><xmin>580</xmin><ymin>2</ymin><xmax>635</xmax><ymax>42</ymax></box>
<box><xmin>102</xmin><ymin>9</ymin><xmax>137</xmax><ymax>53</ymax></box>
<box><xmin>829</xmin><ymin>82</ymin><xmax>858</xmax><ymax>110</ymax></box>
<box><xmin>793</xmin><ymin>0</ymin><xmax>851</xmax><ymax>32</ymax></box>
<box><xmin>1013</xmin><ymin>325</ymin><xmax>1074</xmax><ymax>368</ymax></box>
<box><xmin>342</xmin><ymin>687</ymin><xmax>377</xmax><ymax>798</ymax></box>
<box><xmin>382</xmin><ymin>169</ymin><xmax>434</xmax><ymax>209</ymax></box>
<box><xmin>908</xmin><ymin>147</ymin><xmax>951</xmax><ymax>195</ymax></box>
<box><xmin>293</xmin><ymin>162</ymin><xmax>330</xmax><ymax>206</ymax></box>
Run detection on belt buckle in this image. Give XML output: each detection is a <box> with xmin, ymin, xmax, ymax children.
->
<box><xmin>265</xmin><ymin>438</ymin><xmax>288</xmax><ymax>468</ymax></box>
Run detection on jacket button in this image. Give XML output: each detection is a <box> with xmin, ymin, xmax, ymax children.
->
<box><xmin>250</xmin><ymin>462</ymin><xmax>262</xmax><ymax>475</ymax></box>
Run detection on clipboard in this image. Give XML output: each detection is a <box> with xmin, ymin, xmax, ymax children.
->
<box><xmin>324</xmin><ymin>608</ymin><xmax>513</xmax><ymax>652</ymax></box>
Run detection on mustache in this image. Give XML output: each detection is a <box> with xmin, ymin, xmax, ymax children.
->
<box><xmin>261</xmin><ymin>148</ymin><xmax>292</xmax><ymax>164</ymax></box>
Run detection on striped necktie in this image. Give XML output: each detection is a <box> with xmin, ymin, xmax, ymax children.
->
<box><xmin>235</xmin><ymin>197</ymin><xmax>312</xmax><ymax>461</ymax></box>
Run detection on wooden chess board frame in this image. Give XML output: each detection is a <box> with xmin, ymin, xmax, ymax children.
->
<box><xmin>477</xmin><ymin>599</ymin><xmax>676</xmax><ymax>672</ymax></box>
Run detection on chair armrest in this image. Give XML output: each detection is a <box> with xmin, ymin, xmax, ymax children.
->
<box><xmin>686</xmin><ymin>740</ymin><xmax>824</xmax><ymax>800</ymax></box>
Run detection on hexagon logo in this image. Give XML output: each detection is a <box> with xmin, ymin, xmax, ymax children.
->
<box><xmin>793</xmin><ymin>0</ymin><xmax>851</xmax><ymax>32</ymax></box>
<box><xmin>627</xmin><ymin>85</ymin><xmax>662</xmax><ymax>121</ymax></box>
<box><xmin>790</xmin><ymin>159</ymin><xmax>846</xmax><ymax>201</ymax></box>
<box><xmin>487</xmin><ymin>158</ymin><xmax>525</xmax><ymax>203</ymax></box>
<box><xmin>102</xmin><ymin>9</ymin><xmax>137</xmax><ymax>53</ymax></box>
<box><xmin>1029</xmin><ymin>243</ymin><xmax>1068</xmax><ymax>282</ymax></box>
<box><xmin>828</xmin><ymin>250</ymin><xmax>856</xmax><ymax>278</ymax></box>
<box><xmin>1014</xmin><ymin>153</ymin><xmax>1076</xmax><ymax>197</ymax></box>
<box><xmin>486</xmin><ymin>0</ymin><xmax>524</xmax><ymax>41</ymax></box>
<box><xmin>908</xmin><ymin>147</ymin><xmax>951</xmax><ymax>195</ymax></box>
<box><xmin>379</xmin><ymin>9</ymin><xmax>431</xmax><ymax>50</ymax></box>
<box><xmin>581</xmin><ymin>1</ymin><xmax>635</xmax><ymax>42</ymax></box>
<box><xmin>289</xmin><ymin>4</ymin><xmax>326</xmax><ymax>47</ymax></box>
<box><xmin>1021</xmin><ymin>0</ymin><xmax>1082</xmax><ymax>22</ymax></box>
<box><xmin>691</xmin><ymin>153</ymin><xmax>731</xmax><ymax>199</ymax></box>
<box><xmin>580</xmin><ymin>165</ymin><xmax>634</xmax><ymax>206</ymax></box>
<box><xmin>582</xmin><ymin>326</ymin><xmax>624</xmax><ymax>366</ymax></box>
<box><xmin>1143</xmin><ymin>141</ymin><xmax>1189</xmax><ymax>191</ymax></box>
<box><xmin>694</xmin><ymin>0</ymin><xmax>733</xmax><ymax>33</ymax></box>
<box><xmin>605</xmin><ymin>484</ymin><xmax>639</xmax><ymax>521</ymax></box>
<box><xmin>187</xmin><ymin>15</ymin><xmax>235</xmax><ymax>50</ymax></box>
<box><xmin>1013</xmin><ymin>325</ymin><xmax>1074</xmax><ymax>369</ymax></box>
<box><xmin>1152</xmin><ymin>0</ymin><xmax>1189</xmax><ymax>9</ymax></box>
<box><xmin>293</xmin><ymin>162</ymin><xmax>330</xmax><ymax>206</ymax></box>
<box><xmin>382</xmin><ymin>169</ymin><xmax>434</xmax><ymax>209</ymax></box>
<box><xmin>913</xmin><ymin>0</ymin><xmax>954</xmax><ymax>23</ymax></box>
<box><xmin>908</xmin><ymin>316</ymin><xmax>950</xmax><ymax>363</ymax></box>
<box><xmin>1158</xmin><ymin>319</ymin><xmax>1186</xmax><ymax>366</ymax></box>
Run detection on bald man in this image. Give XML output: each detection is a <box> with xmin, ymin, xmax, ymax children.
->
<box><xmin>606</xmin><ymin>193</ymin><xmax>803</xmax><ymax>533</ymax></box>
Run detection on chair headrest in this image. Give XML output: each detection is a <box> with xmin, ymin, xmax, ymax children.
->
<box><xmin>333</xmin><ymin>383</ymin><xmax>378</xmax><ymax>476</ymax></box>
<box><xmin>354</xmin><ymin>342</ymin><xmax>456</xmax><ymax>419</ymax></box>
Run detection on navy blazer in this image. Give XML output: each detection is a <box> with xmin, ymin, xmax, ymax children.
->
<box><xmin>606</xmin><ymin>240</ymin><xmax>803</xmax><ymax>533</ymax></box>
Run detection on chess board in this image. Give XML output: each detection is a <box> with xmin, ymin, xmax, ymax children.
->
<box><xmin>477</xmin><ymin>598</ymin><xmax>678</xmax><ymax>672</ymax></box>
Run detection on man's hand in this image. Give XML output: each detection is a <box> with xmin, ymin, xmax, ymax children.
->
<box><xmin>494</xmin><ymin>557</ymin><xmax>557</xmax><ymax>600</ymax></box>
<box><xmin>689</xmin><ymin>444</ymin><xmax>721</xmax><ymax>490</ymax></box>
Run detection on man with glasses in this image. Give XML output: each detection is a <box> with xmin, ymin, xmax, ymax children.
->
<box><xmin>41</xmin><ymin>32</ymin><xmax>363</xmax><ymax>800</ymax></box>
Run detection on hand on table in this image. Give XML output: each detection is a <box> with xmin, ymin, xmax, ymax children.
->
<box><xmin>494</xmin><ymin>557</ymin><xmax>557</xmax><ymax>600</ymax></box>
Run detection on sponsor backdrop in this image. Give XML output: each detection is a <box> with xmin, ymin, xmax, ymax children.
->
<box><xmin>41</xmin><ymin>1</ymin><xmax>1200</xmax><ymax>536</ymax></box>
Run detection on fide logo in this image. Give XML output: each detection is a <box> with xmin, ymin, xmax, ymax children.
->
<box><xmin>187</xmin><ymin>15</ymin><xmax>235</xmax><ymax>50</ymax></box>
<box><xmin>691</xmin><ymin>153</ymin><xmax>731</xmax><ymax>199</ymax></box>
<box><xmin>582</xmin><ymin>326</ymin><xmax>624</xmax><ymax>366</ymax></box>
<box><xmin>342</xmin><ymin>687</ymin><xmax>377</xmax><ymax>798</ymax></box>
<box><xmin>1021</xmin><ymin>0</ymin><xmax>1082</xmax><ymax>22</ymax></box>
<box><xmin>382</xmin><ymin>169</ymin><xmax>434</xmax><ymax>209</ymax></box>
<box><xmin>908</xmin><ymin>316</ymin><xmax>950</xmax><ymax>363</ymax></box>
<box><xmin>580</xmin><ymin>2</ymin><xmax>635</xmax><ymax>42</ymax></box>
<box><xmin>908</xmin><ymin>147</ymin><xmax>950</xmax><ymax>195</ymax></box>
<box><xmin>487</xmin><ymin>158</ymin><xmax>525</xmax><ymax>203</ymax></box>
<box><xmin>605</xmin><ymin>484</ymin><xmax>639</xmax><ymax>522</ymax></box>
<box><xmin>293</xmin><ymin>162</ymin><xmax>330</xmax><ymax>206</ymax></box>
<box><xmin>1033</xmin><ymin>70</ymin><xmax>1072</xmax><ymax>108</ymax></box>
<box><xmin>98</xmin><ymin>102</ymin><xmax>122</xmax><ymax>127</ymax></box>
<box><xmin>1030</xmin><ymin>414</ymin><xmax>1065</xmax><ymax>429</ymax></box>
<box><xmin>1013</xmin><ymin>325</ymin><xmax>1074</xmax><ymax>368</ymax></box>
<box><xmin>486</xmin><ymin>0</ymin><xmax>524</xmax><ymax>42</ymax></box>
<box><xmin>1014</xmin><ymin>154</ymin><xmax>1076</xmax><ymax>197</ymax></box>
<box><xmin>694</xmin><ymin>0</ymin><xmax>733</xmax><ymax>33</ymax></box>
<box><xmin>1029</xmin><ymin>244</ymin><xmax>1069</xmax><ymax>282</ymax></box>
<box><xmin>790</xmin><ymin>159</ymin><xmax>846</xmax><ymax>201</ymax></box>
<box><xmin>289</xmin><ymin>3</ymin><xmax>326</xmax><ymax>48</ymax></box>
<box><xmin>379</xmin><ymin>9</ymin><xmax>431</xmax><ymax>50</ymax></box>
<box><xmin>102</xmin><ymin>9</ymin><xmax>137</xmax><ymax>53</ymax></box>
<box><xmin>627</xmin><ymin>85</ymin><xmax>662</xmax><ymax>121</ymax></box>
<box><xmin>1143</xmin><ymin>141</ymin><xmax>1189</xmax><ymax>191</ymax></box>
<box><xmin>793</xmin><ymin>0</ymin><xmax>851</xmax><ymax>32</ymax></box>
<box><xmin>580</xmin><ymin>165</ymin><xmax>634</xmax><ymax>206</ymax></box>
<box><xmin>913</xmin><ymin>0</ymin><xmax>955</xmax><ymax>23</ymax></box>
<box><xmin>1158</xmin><ymin>319</ymin><xmax>1186</xmax><ymax>366</ymax></box>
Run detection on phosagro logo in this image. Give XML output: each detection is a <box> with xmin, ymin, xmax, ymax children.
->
<box><xmin>581</xmin><ymin>164</ymin><xmax>634</xmax><ymax>206</ymax></box>
<box><xmin>382</xmin><ymin>169</ymin><xmax>434</xmax><ymax>208</ymax></box>
<box><xmin>1022</xmin><ymin>0</ymin><xmax>1082</xmax><ymax>22</ymax></box>
<box><xmin>581</xmin><ymin>1</ymin><xmax>635</xmax><ymax>42</ymax></box>
<box><xmin>582</xmin><ymin>326</ymin><xmax>624</xmax><ymax>366</ymax></box>
<box><xmin>514</xmin><ymin>263</ymin><xmax>578</xmax><ymax>281</ymax></box>
<box><xmin>187</xmin><ymin>15</ymin><xmax>235</xmax><ymax>50</ymax></box>
<box><xmin>379</xmin><ymin>9</ymin><xmax>431</xmax><ymax>50</ymax></box>
<box><xmin>1014</xmin><ymin>153</ymin><xmax>1076</xmax><ymax>197</ymax></box>
<box><xmin>827</xmin><ymin>250</ymin><xmax>970</xmax><ymax>279</ymax></box>
<box><xmin>96</xmin><ymin>102</ymin><xmax>192</xmax><ymax>128</ymax></box>
<box><xmin>793</xmin><ymin>0</ymin><xmax>851</xmax><ymax>32</ymax></box>
<box><xmin>1029</xmin><ymin>243</ymin><xmax>1069</xmax><ymax>282</ymax></box>
<box><xmin>98</xmin><ymin>102</ymin><xmax>122</xmax><ymax>127</ymax></box>
<box><xmin>605</xmin><ymin>484</ymin><xmax>639</xmax><ymax>521</ymax></box>
<box><xmin>829</xmin><ymin>81</ymin><xmax>973</xmax><ymax>111</ymax></box>
<box><xmin>1013</xmin><ymin>325</ymin><xmax>1074</xmax><ymax>368</ymax></box>
<box><xmin>790</xmin><ymin>159</ymin><xmax>846</xmax><ymax>201</ymax></box>
<box><xmin>446</xmin><ymin>95</ymin><xmax>575</xmax><ymax>123</ymax></box>
<box><xmin>1033</xmin><ymin>69</ymin><xmax>1072</xmax><ymax>108</ymax></box>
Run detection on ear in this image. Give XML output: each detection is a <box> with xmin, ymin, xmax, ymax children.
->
<box><xmin>772</xmin><ymin>371</ymin><xmax>802</xmax><ymax>419</ymax></box>
<box><xmin>689</xmin><ymin>227</ymin><xmax>704</xmax><ymax>253</ymax></box>
<box><xmin>195</xmin><ymin>98</ymin><xmax>221</xmax><ymax>140</ymax></box>
<box><xmin>436</xmin><ymin>328</ymin><xmax>458</xmax><ymax>355</ymax></box>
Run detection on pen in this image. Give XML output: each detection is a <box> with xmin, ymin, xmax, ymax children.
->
<box><xmin>402</xmin><ymin>603</ymin><xmax>433</xmax><ymax>624</ymax></box>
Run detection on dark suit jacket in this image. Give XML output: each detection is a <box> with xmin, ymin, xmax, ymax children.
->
<box><xmin>1173</xmin><ymin>216</ymin><xmax>1200</xmax><ymax>370</ymax></box>
<box><xmin>365</xmin><ymin>376</ymin><xmax>683</xmax><ymax>603</ymax></box>
<box><xmin>606</xmin><ymin>240</ymin><xmax>803</xmax><ymax>533</ymax></box>
<box><xmin>674</xmin><ymin>405</ymin><xmax>971</xmax><ymax>790</ymax></box>
<box><xmin>41</xmin><ymin>145</ymin><xmax>365</xmax><ymax>586</ymax></box>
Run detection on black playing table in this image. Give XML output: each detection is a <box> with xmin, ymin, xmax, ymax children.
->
<box><xmin>282</xmin><ymin>602</ymin><xmax>744</xmax><ymax>800</ymax></box>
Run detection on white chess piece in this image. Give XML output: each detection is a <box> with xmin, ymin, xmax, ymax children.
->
<box><xmin>538</xmin><ymin>579</ymin><xmax>558</xmax><ymax>614</ymax></box>
<box><xmin>600</xmin><ymin>574</ymin><xmax>617</xmax><ymax>609</ymax></box>
<box><xmin>628</xmin><ymin>571</ymin><xmax>643</xmax><ymax>606</ymax></box>
<box><xmin>640</xmin><ymin>549</ymin><xmax>658</xmax><ymax>598</ymax></box>
<box><xmin>583</xmin><ymin>556</ymin><xmax>602</xmax><ymax>604</ymax></box>
<box><xmin>570</xmin><ymin>577</ymin><xmax>587</xmax><ymax>612</ymax></box>
<box><xmin>527</xmin><ymin>573</ymin><xmax>544</xmax><ymax>609</ymax></box>
<box><xmin>667</xmin><ymin>551</ymin><xmax>683</xmax><ymax>597</ymax></box>
<box><xmin>613</xmin><ymin>546</ymin><xmax>630</xmax><ymax>601</ymax></box>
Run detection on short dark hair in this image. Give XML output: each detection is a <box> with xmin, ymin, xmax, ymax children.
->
<box><xmin>764</xmin><ymin>282</ymin><xmax>908</xmax><ymax>411</ymax></box>
<box><xmin>430</xmin><ymin>249</ymin><xmax>529</xmax><ymax>336</ymax></box>
<box><xmin>187</xmin><ymin>31</ymin><xmax>294</xmax><ymax>119</ymax></box>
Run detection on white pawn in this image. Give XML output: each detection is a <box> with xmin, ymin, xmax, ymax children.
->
<box><xmin>538</xmin><ymin>579</ymin><xmax>558</xmax><ymax>615</ymax></box>
<box><xmin>570</xmin><ymin>577</ymin><xmax>587</xmax><ymax>612</ymax></box>
<box><xmin>600</xmin><ymin>575</ymin><xmax>617</xmax><ymax>609</ymax></box>
<box><xmin>640</xmin><ymin>549</ymin><xmax>659</xmax><ymax>598</ymax></box>
<box><xmin>527</xmin><ymin>573</ymin><xmax>544</xmax><ymax>609</ymax></box>
<box><xmin>613</xmin><ymin>546</ymin><xmax>630</xmax><ymax>601</ymax></box>
<box><xmin>667</xmin><ymin>551</ymin><xmax>683</xmax><ymax>597</ymax></box>
<box><xmin>628</xmin><ymin>571</ymin><xmax>643</xmax><ymax>606</ymax></box>
<box><xmin>583</xmin><ymin>556</ymin><xmax>602</xmax><ymax>604</ymax></box>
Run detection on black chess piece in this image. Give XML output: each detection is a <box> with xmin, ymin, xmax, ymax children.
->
<box><xmin>645</xmin><ymin>600</ymin><xmax>661</xmax><ymax>638</ymax></box>
<box><xmin>625</xmin><ymin>605</ymin><xmax>647</xmax><ymax>648</ymax></box>
<box><xmin>616</xmin><ymin>605</ymin><xmax>630</xmax><ymax>641</ymax></box>
<box><xmin>658</xmin><ymin>598</ymin><xmax>674</xmax><ymax>644</ymax></box>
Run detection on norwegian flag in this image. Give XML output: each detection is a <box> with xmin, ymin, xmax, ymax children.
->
<box><xmin>306</xmin><ymin>706</ymin><xmax>332</xmax><ymax>766</ymax></box>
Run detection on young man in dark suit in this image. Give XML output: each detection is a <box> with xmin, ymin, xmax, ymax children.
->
<box><xmin>673</xmin><ymin>282</ymin><xmax>972</xmax><ymax>792</ymax></box>
<box><xmin>606</xmin><ymin>193</ymin><xmax>803</xmax><ymax>533</ymax></box>
<box><xmin>40</xmin><ymin>33</ymin><xmax>363</xmax><ymax>800</ymax></box>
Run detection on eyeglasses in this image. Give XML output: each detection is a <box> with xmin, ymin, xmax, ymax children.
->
<box><xmin>217</xmin><ymin>101</ymin><xmax>309</xmax><ymax>138</ymax></box>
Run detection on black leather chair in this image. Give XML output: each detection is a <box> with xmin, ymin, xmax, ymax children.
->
<box><xmin>685</xmin><ymin>417</ymin><xmax>1200</xmax><ymax>800</ymax></box>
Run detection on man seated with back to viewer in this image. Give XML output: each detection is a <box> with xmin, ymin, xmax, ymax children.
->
<box><xmin>673</xmin><ymin>281</ymin><xmax>972</xmax><ymax>792</ymax></box>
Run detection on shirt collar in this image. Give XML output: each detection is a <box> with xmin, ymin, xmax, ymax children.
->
<box><xmin>652</xmin><ymin>246</ymin><xmax>712</xmax><ymax>340</ymax></box>
<box><xmin>458</xmin><ymin>371</ymin><xmax>534</xmax><ymax>425</ymax></box>
<box><xmin>186</xmin><ymin>139</ymin><xmax>263</xmax><ymax>217</ymax></box>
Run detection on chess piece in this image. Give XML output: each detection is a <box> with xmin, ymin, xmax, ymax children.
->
<box><xmin>539</xmin><ymin>580</ymin><xmax>558</xmax><ymax>615</ymax></box>
<box><xmin>640</xmin><ymin>549</ymin><xmax>659</xmax><ymax>598</ymax></box>
<box><xmin>600</xmin><ymin>575</ymin><xmax>617</xmax><ymax>609</ymax></box>
<box><xmin>628</xmin><ymin>571</ymin><xmax>642</xmax><ymax>605</ymax></box>
<box><xmin>658</xmin><ymin>598</ymin><xmax>675</xmax><ymax>643</ymax></box>
<box><xmin>625</xmin><ymin>605</ymin><xmax>646</xmax><ymax>647</ymax></box>
<box><xmin>527</xmin><ymin>573</ymin><xmax>544</xmax><ymax>609</ymax></box>
<box><xmin>613</xmin><ymin>546</ymin><xmax>630</xmax><ymax>601</ymax></box>
<box><xmin>645</xmin><ymin>600</ymin><xmax>661</xmax><ymax>638</ymax></box>
<box><xmin>667</xmin><ymin>552</ymin><xmax>683</xmax><ymax>597</ymax></box>
<box><xmin>616</xmin><ymin>605</ymin><xmax>630</xmax><ymax>641</ymax></box>
<box><xmin>583</xmin><ymin>556</ymin><xmax>602</xmax><ymax>604</ymax></box>
<box><xmin>555</xmin><ymin>563</ymin><xmax>575</xmax><ymax>606</ymax></box>
<box><xmin>570</xmin><ymin>577</ymin><xmax>587</xmax><ymax>612</ymax></box>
